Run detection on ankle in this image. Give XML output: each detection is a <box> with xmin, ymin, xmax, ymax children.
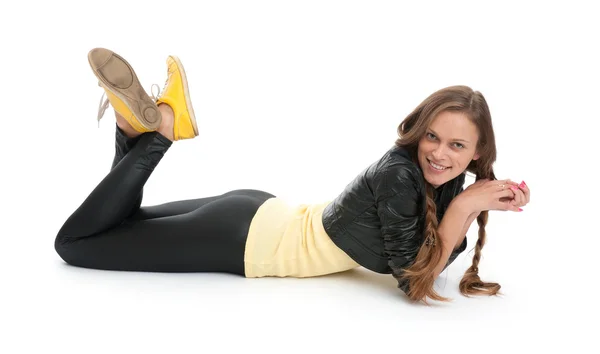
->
<box><xmin>158</xmin><ymin>103</ymin><xmax>174</xmax><ymax>120</ymax></box>
<box><xmin>157</xmin><ymin>103</ymin><xmax>175</xmax><ymax>141</ymax></box>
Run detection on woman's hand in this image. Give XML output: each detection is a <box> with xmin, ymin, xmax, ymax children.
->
<box><xmin>496</xmin><ymin>180</ymin><xmax>530</xmax><ymax>208</ymax></box>
<box><xmin>509</xmin><ymin>180</ymin><xmax>530</xmax><ymax>208</ymax></box>
<box><xmin>458</xmin><ymin>178</ymin><xmax>523</xmax><ymax>213</ymax></box>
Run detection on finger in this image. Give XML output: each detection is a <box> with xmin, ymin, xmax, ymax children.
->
<box><xmin>507</xmin><ymin>201</ymin><xmax>522</xmax><ymax>212</ymax></box>
<box><xmin>500</xmin><ymin>179</ymin><xmax>522</xmax><ymax>190</ymax></box>
<box><xmin>489</xmin><ymin>179</ymin><xmax>516</xmax><ymax>191</ymax></box>
<box><xmin>511</xmin><ymin>190</ymin><xmax>526</xmax><ymax>207</ymax></box>
<box><xmin>518</xmin><ymin>181</ymin><xmax>530</xmax><ymax>203</ymax></box>
<box><xmin>509</xmin><ymin>185</ymin><xmax>523</xmax><ymax>206</ymax></box>
<box><xmin>496</xmin><ymin>199</ymin><xmax>521</xmax><ymax>212</ymax></box>
<box><xmin>517</xmin><ymin>189</ymin><xmax>526</xmax><ymax>206</ymax></box>
<box><xmin>495</xmin><ymin>188</ymin><xmax>516</xmax><ymax>200</ymax></box>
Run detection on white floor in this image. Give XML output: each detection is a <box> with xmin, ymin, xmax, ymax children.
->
<box><xmin>2</xmin><ymin>1</ymin><xmax>597</xmax><ymax>353</ymax></box>
<box><xmin>3</xmin><ymin>217</ymin><xmax>593</xmax><ymax>353</ymax></box>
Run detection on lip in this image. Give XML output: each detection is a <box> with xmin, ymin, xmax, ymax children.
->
<box><xmin>427</xmin><ymin>159</ymin><xmax>449</xmax><ymax>168</ymax></box>
<box><xmin>426</xmin><ymin>159</ymin><xmax>450</xmax><ymax>174</ymax></box>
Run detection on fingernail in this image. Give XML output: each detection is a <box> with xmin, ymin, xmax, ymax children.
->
<box><xmin>510</xmin><ymin>186</ymin><xmax>518</xmax><ymax>191</ymax></box>
<box><xmin>518</xmin><ymin>208</ymin><xmax>523</xmax><ymax>212</ymax></box>
<box><xmin>519</xmin><ymin>181</ymin><xmax>526</xmax><ymax>188</ymax></box>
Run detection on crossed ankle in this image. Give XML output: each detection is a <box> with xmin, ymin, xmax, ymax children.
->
<box><xmin>156</xmin><ymin>103</ymin><xmax>175</xmax><ymax>141</ymax></box>
<box><xmin>157</xmin><ymin>103</ymin><xmax>174</xmax><ymax>118</ymax></box>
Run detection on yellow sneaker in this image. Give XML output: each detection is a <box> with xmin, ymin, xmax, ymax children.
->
<box><xmin>88</xmin><ymin>48</ymin><xmax>162</xmax><ymax>132</ymax></box>
<box><xmin>154</xmin><ymin>56</ymin><xmax>199</xmax><ymax>141</ymax></box>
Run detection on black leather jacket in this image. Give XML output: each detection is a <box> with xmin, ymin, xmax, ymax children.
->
<box><xmin>322</xmin><ymin>144</ymin><xmax>468</xmax><ymax>294</ymax></box>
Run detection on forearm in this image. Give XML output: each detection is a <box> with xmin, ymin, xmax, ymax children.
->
<box><xmin>433</xmin><ymin>198</ymin><xmax>473</xmax><ymax>279</ymax></box>
<box><xmin>455</xmin><ymin>210</ymin><xmax>480</xmax><ymax>248</ymax></box>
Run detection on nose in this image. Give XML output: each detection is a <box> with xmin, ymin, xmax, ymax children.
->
<box><xmin>431</xmin><ymin>145</ymin><xmax>447</xmax><ymax>161</ymax></box>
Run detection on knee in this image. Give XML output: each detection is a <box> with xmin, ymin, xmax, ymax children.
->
<box><xmin>54</xmin><ymin>232</ymin><xmax>75</xmax><ymax>265</ymax></box>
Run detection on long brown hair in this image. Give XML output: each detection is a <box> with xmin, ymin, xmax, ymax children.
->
<box><xmin>394</xmin><ymin>85</ymin><xmax>501</xmax><ymax>304</ymax></box>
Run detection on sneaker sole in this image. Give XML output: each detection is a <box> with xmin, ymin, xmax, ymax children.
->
<box><xmin>88</xmin><ymin>48</ymin><xmax>162</xmax><ymax>131</ymax></box>
<box><xmin>170</xmin><ymin>55</ymin><xmax>199</xmax><ymax>137</ymax></box>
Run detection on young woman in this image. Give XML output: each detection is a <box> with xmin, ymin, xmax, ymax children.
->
<box><xmin>54</xmin><ymin>48</ymin><xmax>530</xmax><ymax>305</ymax></box>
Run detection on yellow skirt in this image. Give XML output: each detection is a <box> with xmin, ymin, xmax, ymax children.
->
<box><xmin>244</xmin><ymin>197</ymin><xmax>360</xmax><ymax>278</ymax></box>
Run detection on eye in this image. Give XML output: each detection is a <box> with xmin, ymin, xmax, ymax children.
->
<box><xmin>427</xmin><ymin>133</ymin><xmax>465</xmax><ymax>148</ymax></box>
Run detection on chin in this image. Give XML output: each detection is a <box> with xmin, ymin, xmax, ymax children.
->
<box><xmin>420</xmin><ymin>158</ymin><xmax>453</xmax><ymax>187</ymax></box>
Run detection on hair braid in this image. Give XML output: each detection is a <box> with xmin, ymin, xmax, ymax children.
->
<box><xmin>458</xmin><ymin>169</ymin><xmax>502</xmax><ymax>296</ymax></box>
<box><xmin>401</xmin><ymin>184</ymin><xmax>448</xmax><ymax>304</ymax></box>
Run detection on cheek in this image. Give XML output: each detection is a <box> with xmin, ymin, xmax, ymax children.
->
<box><xmin>416</xmin><ymin>142</ymin><xmax>424</xmax><ymax>157</ymax></box>
<box><xmin>418</xmin><ymin>140</ymin><xmax>432</xmax><ymax>153</ymax></box>
<box><xmin>455</xmin><ymin>155</ymin><xmax>471</xmax><ymax>167</ymax></box>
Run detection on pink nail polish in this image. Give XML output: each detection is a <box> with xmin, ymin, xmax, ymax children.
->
<box><xmin>510</xmin><ymin>186</ymin><xmax>518</xmax><ymax>191</ymax></box>
<box><xmin>519</xmin><ymin>181</ymin><xmax>526</xmax><ymax>188</ymax></box>
<box><xmin>518</xmin><ymin>208</ymin><xmax>523</xmax><ymax>212</ymax></box>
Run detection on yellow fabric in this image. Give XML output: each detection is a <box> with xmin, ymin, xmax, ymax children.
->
<box><xmin>244</xmin><ymin>197</ymin><xmax>360</xmax><ymax>278</ymax></box>
<box><xmin>156</xmin><ymin>56</ymin><xmax>197</xmax><ymax>141</ymax></box>
<box><xmin>103</xmin><ymin>86</ymin><xmax>152</xmax><ymax>133</ymax></box>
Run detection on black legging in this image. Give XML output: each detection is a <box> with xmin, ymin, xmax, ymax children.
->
<box><xmin>54</xmin><ymin>124</ymin><xmax>275</xmax><ymax>275</ymax></box>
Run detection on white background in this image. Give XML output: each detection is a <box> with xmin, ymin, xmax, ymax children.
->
<box><xmin>1</xmin><ymin>0</ymin><xmax>597</xmax><ymax>353</ymax></box>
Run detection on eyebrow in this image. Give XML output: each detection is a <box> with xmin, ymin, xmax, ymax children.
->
<box><xmin>428</xmin><ymin>128</ymin><xmax>471</xmax><ymax>144</ymax></box>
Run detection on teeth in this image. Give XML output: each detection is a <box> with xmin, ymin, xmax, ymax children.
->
<box><xmin>429</xmin><ymin>160</ymin><xmax>448</xmax><ymax>170</ymax></box>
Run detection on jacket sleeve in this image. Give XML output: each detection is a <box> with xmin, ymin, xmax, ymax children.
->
<box><xmin>375</xmin><ymin>162</ymin><xmax>424</xmax><ymax>295</ymax></box>
<box><xmin>376</xmin><ymin>165</ymin><xmax>468</xmax><ymax>295</ymax></box>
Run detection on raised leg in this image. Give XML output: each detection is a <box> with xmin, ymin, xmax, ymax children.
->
<box><xmin>111</xmin><ymin>102</ymin><xmax>177</xmax><ymax>218</ymax></box>
<box><xmin>56</xmin><ymin>130</ymin><xmax>172</xmax><ymax>243</ymax></box>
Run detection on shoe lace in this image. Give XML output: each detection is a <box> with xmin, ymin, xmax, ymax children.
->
<box><xmin>150</xmin><ymin>66</ymin><xmax>174</xmax><ymax>104</ymax></box>
<box><xmin>95</xmin><ymin>80</ymin><xmax>165</xmax><ymax>128</ymax></box>
<box><xmin>97</xmin><ymin>91</ymin><xmax>111</xmax><ymax>127</ymax></box>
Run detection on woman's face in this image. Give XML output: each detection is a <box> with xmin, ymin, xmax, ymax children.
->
<box><xmin>417</xmin><ymin>111</ymin><xmax>480</xmax><ymax>188</ymax></box>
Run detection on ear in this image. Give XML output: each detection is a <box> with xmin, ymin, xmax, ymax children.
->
<box><xmin>473</xmin><ymin>153</ymin><xmax>480</xmax><ymax>161</ymax></box>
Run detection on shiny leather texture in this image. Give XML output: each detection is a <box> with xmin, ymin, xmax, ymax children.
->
<box><xmin>156</xmin><ymin>56</ymin><xmax>199</xmax><ymax>141</ymax></box>
<box><xmin>322</xmin><ymin>144</ymin><xmax>467</xmax><ymax>293</ymax></box>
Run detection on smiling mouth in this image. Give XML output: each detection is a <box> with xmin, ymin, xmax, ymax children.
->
<box><xmin>427</xmin><ymin>159</ymin><xmax>450</xmax><ymax>170</ymax></box>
